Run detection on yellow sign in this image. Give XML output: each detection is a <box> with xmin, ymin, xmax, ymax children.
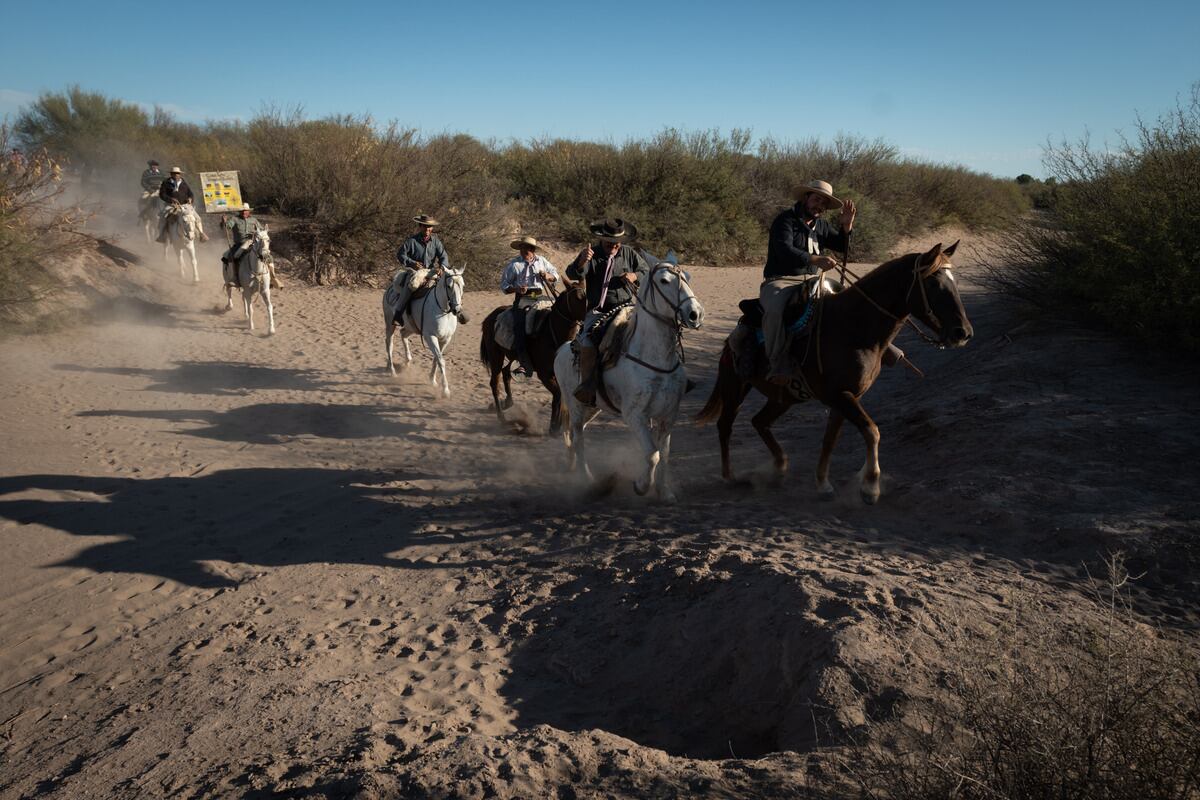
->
<box><xmin>198</xmin><ymin>170</ymin><xmax>243</xmax><ymax>214</ymax></box>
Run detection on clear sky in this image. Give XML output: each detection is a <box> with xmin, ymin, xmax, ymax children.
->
<box><xmin>2</xmin><ymin>0</ymin><xmax>1197</xmax><ymax>178</ymax></box>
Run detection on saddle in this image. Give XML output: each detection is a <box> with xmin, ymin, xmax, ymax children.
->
<box><xmin>730</xmin><ymin>291</ymin><xmax>820</xmax><ymax>386</ymax></box>
<box><xmin>594</xmin><ymin>305</ymin><xmax>636</xmax><ymax>369</ymax></box>
<box><xmin>492</xmin><ymin>299</ymin><xmax>553</xmax><ymax>351</ymax></box>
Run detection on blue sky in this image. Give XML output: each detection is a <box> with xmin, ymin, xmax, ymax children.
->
<box><xmin>2</xmin><ymin>0</ymin><xmax>1197</xmax><ymax>178</ymax></box>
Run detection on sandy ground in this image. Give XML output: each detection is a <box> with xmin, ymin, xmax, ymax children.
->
<box><xmin>1</xmin><ymin>220</ymin><xmax>1198</xmax><ymax>798</ymax></box>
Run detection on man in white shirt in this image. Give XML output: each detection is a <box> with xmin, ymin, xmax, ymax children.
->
<box><xmin>500</xmin><ymin>235</ymin><xmax>560</xmax><ymax>376</ymax></box>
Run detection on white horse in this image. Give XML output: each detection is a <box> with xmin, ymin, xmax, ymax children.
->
<box><xmin>554</xmin><ymin>258</ymin><xmax>704</xmax><ymax>503</ymax></box>
<box><xmin>223</xmin><ymin>226</ymin><xmax>276</xmax><ymax>335</ymax></box>
<box><xmin>382</xmin><ymin>267</ymin><xmax>465</xmax><ymax>397</ymax></box>
<box><xmin>138</xmin><ymin>192</ymin><xmax>163</xmax><ymax>243</ymax></box>
<box><xmin>162</xmin><ymin>203</ymin><xmax>200</xmax><ymax>283</ymax></box>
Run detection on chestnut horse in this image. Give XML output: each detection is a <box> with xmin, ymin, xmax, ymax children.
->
<box><xmin>696</xmin><ymin>241</ymin><xmax>972</xmax><ymax>503</ymax></box>
<box><xmin>479</xmin><ymin>280</ymin><xmax>587</xmax><ymax>433</ymax></box>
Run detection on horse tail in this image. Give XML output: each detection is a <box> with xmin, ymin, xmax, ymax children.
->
<box><xmin>694</xmin><ymin>341</ymin><xmax>735</xmax><ymax>425</ymax></box>
<box><xmin>479</xmin><ymin>308</ymin><xmax>500</xmax><ymax>365</ymax></box>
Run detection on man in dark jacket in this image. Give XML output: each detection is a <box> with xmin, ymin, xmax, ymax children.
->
<box><xmin>155</xmin><ymin>167</ymin><xmax>208</xmax><ymax>243</ymax></box>
<box><xmin>140</xmin><ymin>160</ymin><xmax>164</xmax><ymax>192</ymax></box>
<box><xmin>760</xmin><ymin>179</ymin><xmax>855</xmax><ymax>383</ymax></box>
<box><xmin>389</xmin><ymin>214</ymin><xmax>466</xmax><ymax>323</ymax></box>
<box><xmin>565</xmin><ymin>218</ymin><xmax>650</xmax><ymax>404</ymax></box>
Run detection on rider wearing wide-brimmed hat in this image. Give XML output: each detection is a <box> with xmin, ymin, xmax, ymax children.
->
<box><xmin>500</xmin><ymin>235</ymin><xmax>561</xmax><ymax>377</ymax></box>
<box><xmin>155</xmin><ymin>166</ymin><xmax>209</xmax><ymax>243</ymax></box>
<box><xmin>760</xmin><ymin>179</ymin><xmax>856</xmax><ymax>384</ymax></box>
<box><xmin>220</xmin><ymin>202</ymin><xmax>279</xmax><ymax>288</ymax></box>
<box><xmin>140</xmin><ymin>159</ymin><xmax>164</xmax><ymax>192</ymax></box>
<box><xmin>565</xmin><ymin>218</ymin><xmax>651</xmax><ymax>404</ymax></box>
<box><xmin>390</xmin><ymin>214</ymin><xmax>465</xmax><ymax>322</ymax></box>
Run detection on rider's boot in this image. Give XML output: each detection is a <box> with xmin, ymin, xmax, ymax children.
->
<box><xmin>574</xmin><ymin>346</ymin><xmax>598</xmax><ymax>405</ymax></box>
<box><xmin>515</xmin><ymin>350</ymin><xmax>535</xmax><ymax>377</ymax></box>
<box><xmin>883</xmin><ymin>343</ymin><xmax>904</xmax><ymax>367</ymax></box>
<box><xmin>457</xmin><ymin>310</ymin><xmax>470</xmax><ymax>324</ymax></box>
<box><xmin>269</xmin><ymin>261</ymin><xmax>283</xmax><ymax>290</ymax></box>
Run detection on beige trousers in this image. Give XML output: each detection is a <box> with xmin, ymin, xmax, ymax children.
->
<box><xmin>759</xmin><ymin>276</ymin><xmax>815</xmax><ymax>378</ymax></box>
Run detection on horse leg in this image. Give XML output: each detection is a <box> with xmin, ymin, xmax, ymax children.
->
<box><xmin>488</xmin><ymin>360</ymin><xmax>504</xmax><ymax>420</ymax></box>
<box><xmin>626</xmin><ymin>409</ymin><xmax>661</xmax><ymax>497</ymax></box>
<box><xmin>716</xmin><ymin>381</ymin><xmax>752</xmax><ymax>482</ymax></box>
<box><xmin>654</xmin><ymin>426</ymin><xmax>677</xmax><ymax>503</ymax></box>
<box><xmin>262</xmin><ymin>285</ymin><xmax>275</xmax><ymax>335</ymax></box>
<box><xmin>225</xmin><ymin>283</ymin><xmax>234</xmax><ymax>312</ymax></box>
<box><xmin>244</xmin><ymin>288</ymin><xmax>254</xmax><ymax>331</ymax></box>
<box><xmin>751</xmin><ymin>398</ymin><xmax>792</xmax><ymax>478</ymax></box>
<box><xmin>815</xmin><ymin>410</ymin><xmax>845</xmax><ymax>499</ymax></box>
<box><xmin>501</xmin><ymin>362</ymin><xmax>514</xmax><ymax>409</ymax></box>
<box><xmin>548</xmin><ymin>386</ymin><xmax>562</xmax><ymax>434</ymax></box>
<box><xmin>188</xmin><ymin>245</ymin><xmax>199</xmax><ymax>283</ymax></box>
<box><xmin>425</xmin><ymin>334</ymin><xmax>449</xmax><ymax>397</ymax></box>
<box><xmin>830</xmin><ymin>391</ymin><xmax>882</xmax><ymax>504</ymax></box>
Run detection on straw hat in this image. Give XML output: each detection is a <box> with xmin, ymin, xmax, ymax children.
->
<box><xmin>169</xmin><ymin>166</ymin><xmax>183</xmax><ymax>175</ymax></box>
<box><xmin>412</xmin><ymin>214</ymin><xmax>440</xmax><ymax>227</ymax></box>
<box><xmin>588</xmin><ymin>217</ymin><xmax>638</xmax><ymax>243</ymax></box>
<box><xmin>793</xmin><ymin>179</ymin><xmax>843</xmax><ymax>209</ymax></box>
<box><xmin>510</xmin><ymin>235</ymin><xmax>541</xmax><ymax>251</ymax></box>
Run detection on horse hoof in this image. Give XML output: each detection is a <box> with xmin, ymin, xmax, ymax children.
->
<box><xmin>502</xmin><ymin>398</ymin><xmax>514</xmax><ymax>410</ymax></box>
<box><xmin>658</xmin><ymin>490</ymin><xmax>678</xmax><ymax>504</ymax></box>
<box><xmin>633</xmin><ymin>480</ymin><xmax>649</xmax><ymax>496</ymax></box>
<box><xmin>861</xmin><ymin>487</ymin><xmax>880</xmax><ymax>505</ymax></box>
<box><xmin>817</xmin><ymin>481</ymin><xmax>835</xmax><ymax>500</ymax></box>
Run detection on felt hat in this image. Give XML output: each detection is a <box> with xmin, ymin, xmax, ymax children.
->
<box><xmin>169</xmin><ymin>166</ymin><xmax>183</xmax><ymax>174</ymax></box>
<box><xmin>588</xmin><ymin>217</ymin><xmax>638</xmax><ymax>243</ymax></box>
<box><xmin>412</xmin><ymin>214</ymin><xmax>439</xmax><ymax>227</ymax></box>
<box><xmin>793</xmin><ymin>179</ymin><xmax>843</xmax><ymax>209</ymax></box>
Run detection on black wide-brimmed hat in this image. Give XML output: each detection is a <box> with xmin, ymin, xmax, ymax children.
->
<box><xmin>589</xmin><ymin>217</ymin><xmax>638</xmax><ymax>243</ymax></box>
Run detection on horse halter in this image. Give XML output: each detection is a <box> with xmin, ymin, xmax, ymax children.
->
<box><xmin>433</xmin><ymin>269</ymin><xmax>463</xmax><ymax>316</ymax></box>
<box><xmin>640</xmin><ymin>263</ymin><xmax>695</xmax><ymax>330</ymax></box>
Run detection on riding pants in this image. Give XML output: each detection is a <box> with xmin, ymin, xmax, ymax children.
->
<box><xmin>759</xmin><ymin>276</ymin><xmax>815</xmax><ymax>379</ymax></box>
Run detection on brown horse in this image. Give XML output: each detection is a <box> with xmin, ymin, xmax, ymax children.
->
<box><xmin>696</xmin><ymin>241</ymin><xmax>972</xmax><ymax>503</ymax></box>
<box><xmin>480</xmin><ymin>280</ymin><xmax>587</xmax><ymax>433</ymax></box>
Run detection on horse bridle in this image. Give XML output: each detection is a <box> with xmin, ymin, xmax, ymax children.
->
<box><xmin>432</xmin><ymin>269</ymin><xmax>463</xmax><ymax>316</ymax></box>
<box><xmin>626</xmin><ymin>263</ymin><xmax>695</xmax><ymax>373</ymax></box>
<box><xmin>842</xmin><ymin>254</ymin><xmax>952</xmax><ymax>349</ymax></box>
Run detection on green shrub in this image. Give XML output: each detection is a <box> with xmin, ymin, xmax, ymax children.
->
<box><xmin>984</xmin><ymin>84</ymin><xmax>1200</xmax><ymax>352</ymax></box>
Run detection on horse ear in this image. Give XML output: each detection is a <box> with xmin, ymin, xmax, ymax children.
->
<box><xmin>918</xmin><ymin>243</ymin><xmax>945</xmax><ymax>275</ymax></box>
<box><xmin>263</xmin><ymin>223</ymin><xmax>270</xmax><ymax>233</ymax></box>
<box><xmin>943</xmin><ymin>239</ymin><xmax>959</xmax><ymax>257</ymax></box>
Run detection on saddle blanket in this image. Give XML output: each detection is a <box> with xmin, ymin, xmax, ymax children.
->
<box><xmin>493</xmin><ymin>299</ymin><xmax>553</xmax><ymax>351</ymax></box>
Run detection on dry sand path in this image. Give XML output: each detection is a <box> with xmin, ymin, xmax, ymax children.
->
<box><xmin>1</xmin><ymin>230</ymin><xmax>1197</xmax><ymax>798</ymax></box>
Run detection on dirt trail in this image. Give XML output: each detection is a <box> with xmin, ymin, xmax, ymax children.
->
<box><xmin>1</xmin><ymin>224</ymin><xmax>1197</xmax><ymax>798</ymax></box>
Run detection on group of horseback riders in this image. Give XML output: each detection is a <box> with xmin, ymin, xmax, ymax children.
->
<box><xmin>139</xmin><ymin>160</ymin><xmax>278</xmax><ymax>287</ymax></box>
<box><xmin>395</xmin><ymin>177</ymin><xmax>891</xmax><ymax>409</ymax></box>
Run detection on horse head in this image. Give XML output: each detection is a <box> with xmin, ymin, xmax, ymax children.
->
<box><xmin>441</xmin><ymin>266</ymin><xmax>465</xmax><ymax>317</ymax></box>
<box><xmin>167</xmin><ymin>204</ymin><xmax>197</xmax><ymax>241</ymax></box>
<box><xmin>640</xmin><ymin>256</ymin><xmax>704</xmax><ymax>330</ymax></box>
<box><xmin>909</xmin><ymin>240</ymin><xmax>973</xmax><ymax>348</ymax></box>
<box><xmin>252</xmin><ymin>224</ymin><xmax>272</xmax><ymax>259</ymax></box>
<box><xmin>558</xmin><ymin>277</ymin><xmax>588</xmax><ymax>319</ymax></box>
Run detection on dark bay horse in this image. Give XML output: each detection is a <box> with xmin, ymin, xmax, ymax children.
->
<box><xmin>696</xmin><ymin>241</ymin><xmax>972</xmax><ymax>503</ymax></box>
<box><xmin>480</xmin><ymin>280</ymin><xmax>587</xmax><ymax>433</ymax></box>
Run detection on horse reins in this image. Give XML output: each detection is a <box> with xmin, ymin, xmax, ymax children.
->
<box><xmin>626</xmin><ymin>263</ymin><xmax>695</xmax><ymax>373</ymax></box>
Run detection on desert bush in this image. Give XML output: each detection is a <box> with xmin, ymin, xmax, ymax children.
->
<box><xmin>501</xmin><ymin>128</ymin><xmax>761</xmax><ymax>263</ymax></box>
<box><xmin>0</xmin><ymin>126</ymin><xmax>92</xmax><ymax>312</ymax></box>
<box><xmin>241</xmin><ymin>111</ymin><xmax>508</xmax><ymax>287</ymax></box>
<box><xmin>983</xmin><ymin>84</ymin><xmax>1200</xmax><ymax>352</ymax></box>
<box><xmin>848</xmin><ymin>556</ymin><xmax>1200</xmax><ymax>800</ymax></box>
